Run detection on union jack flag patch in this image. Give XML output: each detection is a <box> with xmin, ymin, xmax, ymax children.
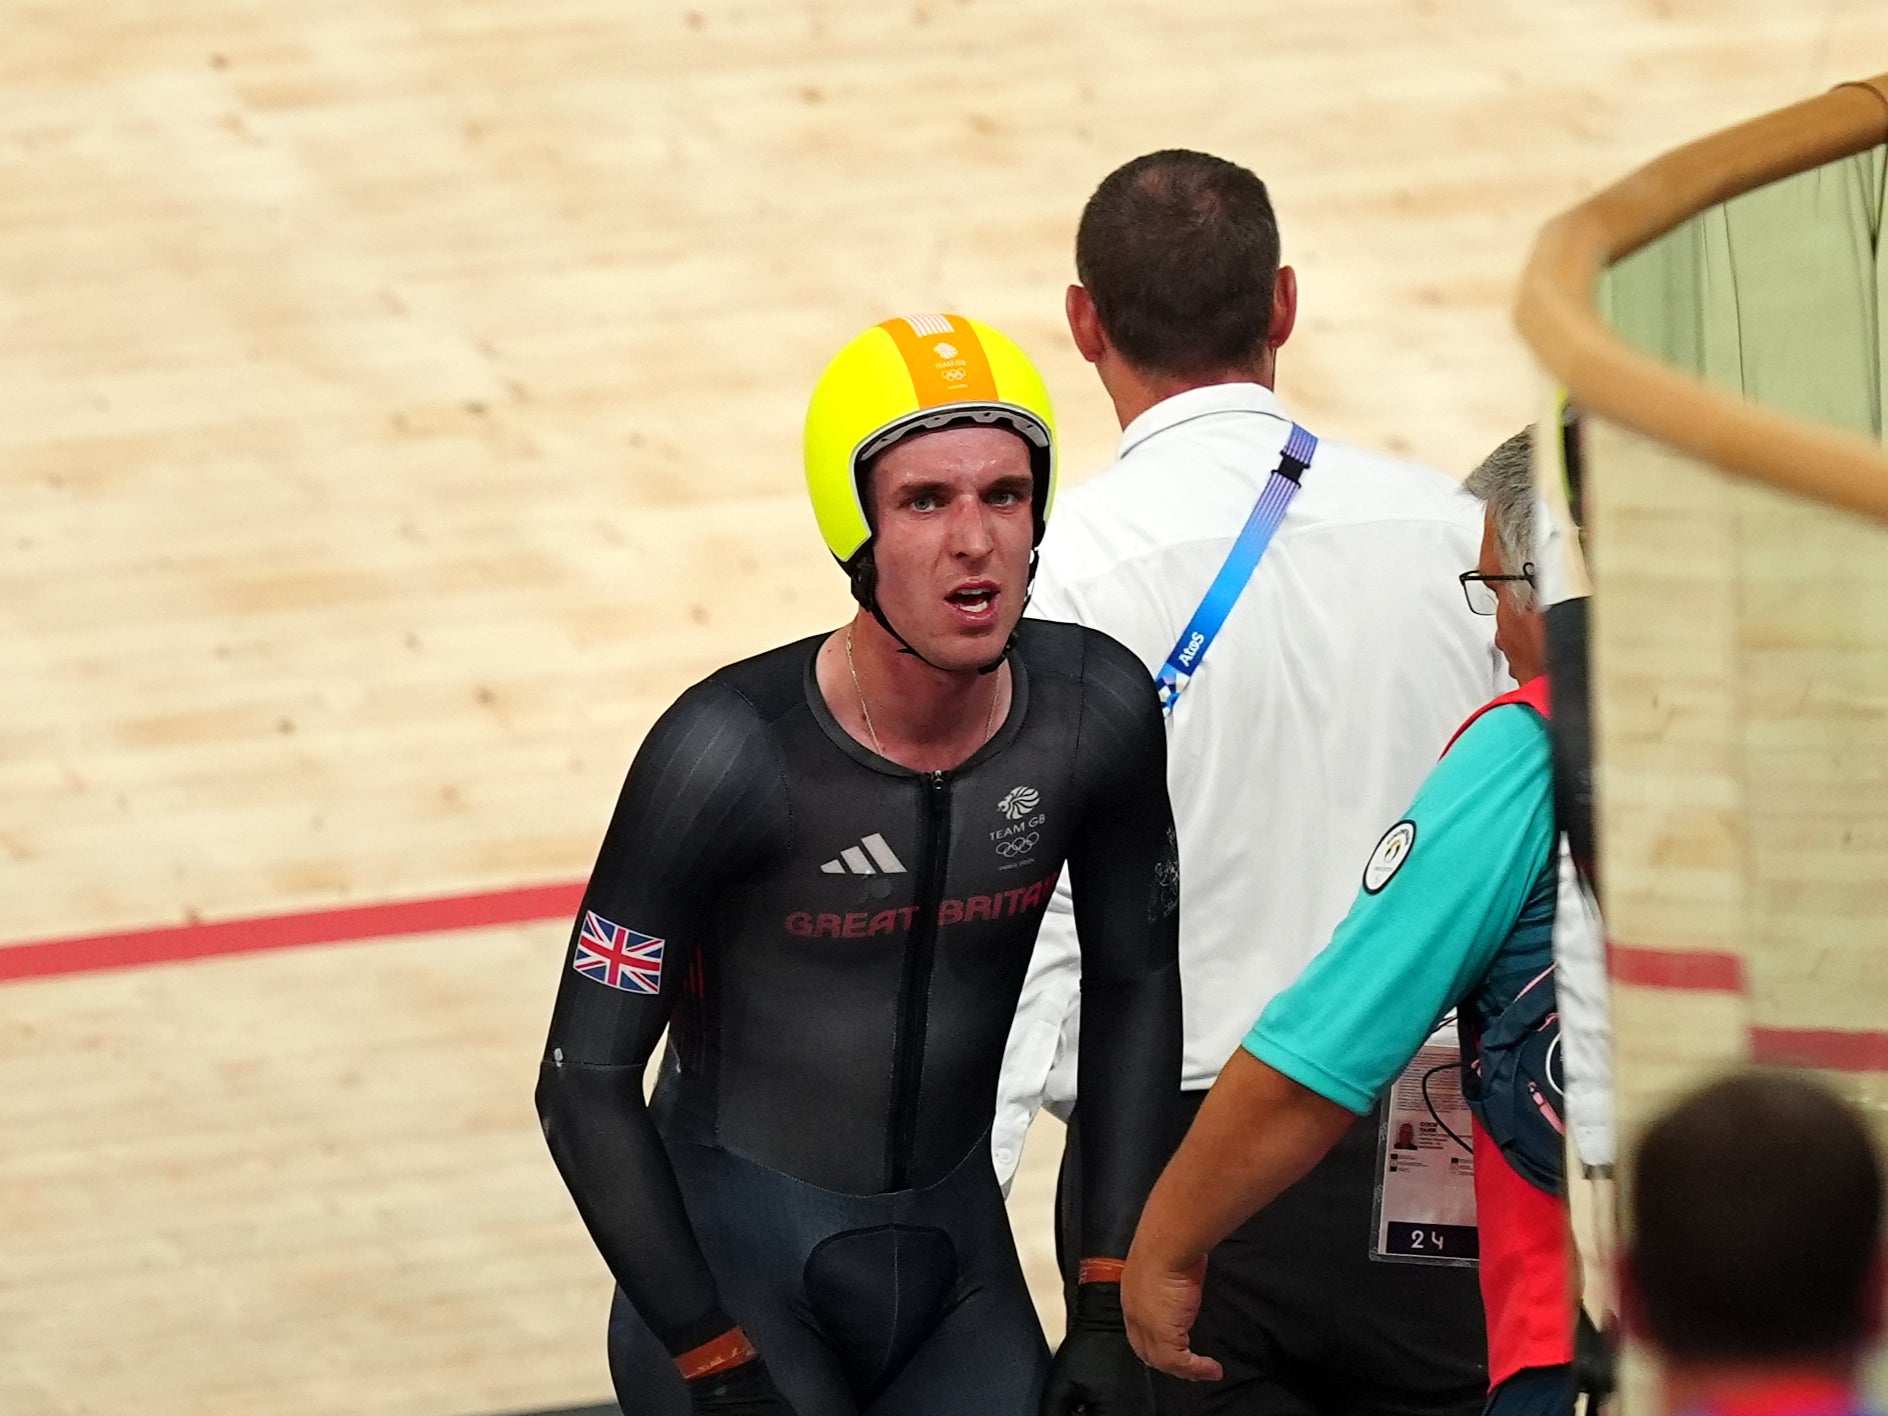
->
<box><xmin>573</xmin><ymin>911</ymin><xmax>665</xmax><ymax>995</ymax></box>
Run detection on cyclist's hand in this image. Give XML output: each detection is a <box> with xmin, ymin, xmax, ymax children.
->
<box><xmin>685</xmin><ymin>1352</ymin><xmax>801</xmax><ymax>1414</ymax></box>
<box><xmin>1040</xmin><ymin>1282</ymin><xmax>1156</xmax><ymax>1416</ymax></box>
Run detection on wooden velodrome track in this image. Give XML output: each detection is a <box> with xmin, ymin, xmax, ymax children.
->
<box><xmin>7</xmin><ymin>4</ymin><xmax>1888</xmax><ymax>1413</ymax></box>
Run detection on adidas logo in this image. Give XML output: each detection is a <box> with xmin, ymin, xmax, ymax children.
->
<box><xmin>821</xmin><ymin>832</ymin><xmax>907</xmax><ymax>875</ymax></box>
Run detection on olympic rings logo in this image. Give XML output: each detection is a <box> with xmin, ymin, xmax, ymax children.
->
<box><xmin>995</xmin><ymin>832</ymin><xmax>1040</xmax><ymax>859</ymax></box>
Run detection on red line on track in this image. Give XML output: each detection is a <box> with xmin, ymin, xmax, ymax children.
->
<box><xmin>10</xmin><ymin>899</ymin><xmax>1888</xmax><ymax>1078</ymax></box>
<box><xmin>0</xmin><ymin>881</ymin><xmax>586</xmax><ymax>984</ymax></box>
<box><xmin>1609</xmin><ymin>944</ymin><xmax>1746</xmax><ymax>993</ymax></box>
<box><xmin>1608</xmin><ymin>946</ymin><xmax>1888</xmax><ymax>1072</ymax></box>
<box><xmin>1749</xmin><ymin>1026</ymin><xmax>1888</xmax><ymax>1074</ymax></box>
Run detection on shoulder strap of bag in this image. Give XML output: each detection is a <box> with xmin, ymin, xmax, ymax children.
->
<box><xmin>1154</xmin><ymin>423</ymin><xmax>1317</xmax><ymax>716</ymax></box>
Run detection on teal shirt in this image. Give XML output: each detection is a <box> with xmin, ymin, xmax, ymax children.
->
<box><xmin>1245</xmin><ymin>704</ymin><xmax>1557</xmax><ymax>1114</ymax></box>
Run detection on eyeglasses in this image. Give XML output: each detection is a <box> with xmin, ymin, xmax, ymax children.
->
<box><xmin>1459</xmin><ymin>564</ymin><xmax>1534</xmax><ymax>616</ymax></box>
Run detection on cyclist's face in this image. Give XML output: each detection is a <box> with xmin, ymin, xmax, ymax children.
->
<box><xmin>867</xmin><ymin>426</ymin><xmax>1035</xmax><ymax>670</ymax></box>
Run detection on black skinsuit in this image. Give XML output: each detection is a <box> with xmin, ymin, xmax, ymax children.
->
<box><xmin>536</xmin><ymin>619</ymin><xmax>1182</xmax><ymax>1416</ymax></box>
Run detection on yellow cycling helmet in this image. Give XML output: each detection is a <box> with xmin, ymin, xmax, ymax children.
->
<box><xmin>804</xmin><ymin>313</ymin><xmax>1057</xmax><ymax>578</ymax></box>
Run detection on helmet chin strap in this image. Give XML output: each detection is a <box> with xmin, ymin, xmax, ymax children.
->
<box><xmin>845</xmin><ymin>549</ymin><xmax>1038</xmax><ymax>677</ymax></box>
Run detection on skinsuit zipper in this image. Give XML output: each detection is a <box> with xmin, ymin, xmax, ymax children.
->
<box><xmin>886</xmin><ymin>769</ymin><xmax>950</xmax><ymax>1189</ymax></box>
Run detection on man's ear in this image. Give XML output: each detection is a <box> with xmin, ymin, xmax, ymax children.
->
<box><xmin>1268</xmin><ymin>266</ymin><xmax>1298</xmax><ymax>351</ymax></box>
<box><xmin>1066</xmin><ymin>284</ymin><xmax>1108</xmax><ymax>366</ymax></box>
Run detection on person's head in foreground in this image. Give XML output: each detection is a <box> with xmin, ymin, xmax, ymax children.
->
<box><xmin>1463</xmin><ymin>427</ymin><xmax>1545</xmax><ymax>684</ymax></box>
<box><xmin>1624</xmin><ymin>1069</ymin><xmax>1884</xmax><ymax>1409</ymax></box>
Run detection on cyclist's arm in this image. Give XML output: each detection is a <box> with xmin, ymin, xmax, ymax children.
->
<box><xmin>1065</xmin><ymin>632</ymin><xmax>1183</xmax><ymax>1262</ymax></box>
<box><xmin>535</xmin><ymin>681</ymin><xmax>787</xmax><ymax>1357</ymax></box>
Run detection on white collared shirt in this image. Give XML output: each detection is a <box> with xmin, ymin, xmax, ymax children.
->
<box><xmin>992</xmin><ymin>383</ymin><xmax>1508</xmax><ymax>1185</ymax></box>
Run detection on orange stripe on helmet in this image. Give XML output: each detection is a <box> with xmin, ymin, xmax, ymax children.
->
<box><xmin>877</xmin><ymin>314</ymin><xmax>999</xmax><ymax>408</ymax></box>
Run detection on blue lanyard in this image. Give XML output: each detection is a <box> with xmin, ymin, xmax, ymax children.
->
<box><xmin>1155</xmin><ymin>422</ymin><xmax>1317</xmax><ymax>716</ymax></box>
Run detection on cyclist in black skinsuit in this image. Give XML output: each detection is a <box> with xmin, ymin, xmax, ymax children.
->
<box><xmin>536</xmin><ymin>314</ymin><xmax>1182</xmax><ymax>1416</ymax></box>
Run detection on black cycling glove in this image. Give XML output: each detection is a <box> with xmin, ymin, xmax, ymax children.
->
<box><xmin>678</xmin><ymin>1328</ymin><xmax>800</xmax><ymax>1416</ymax></box>
<box><xmin>1041</xmin><ymin>1281</ymin><xmax>1155</xmax><ymax>1416</ymax></box>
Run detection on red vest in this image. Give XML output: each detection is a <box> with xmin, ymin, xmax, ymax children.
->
<box><xmin>1445</xmin><ymin>675</ymin><xmax>1551</xmax><ymax>754</ymax></box>
<box><xmin>1447</xmin><ymin>676</ymin><xmax>1575</xmax><ymax>1387</ymax></box>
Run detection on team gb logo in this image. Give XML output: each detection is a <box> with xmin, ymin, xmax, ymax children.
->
<box><xmin>998</xmin><ymin>785</ymin><xmax>1040</xmax><ymax>820</ymax></box>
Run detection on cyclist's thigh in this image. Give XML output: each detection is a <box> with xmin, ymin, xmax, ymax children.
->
<box><xmin>606</xmin><ymin>1292</ymin><xmax>689</xmax><ymax>1416</ymax></box>
<box><xmin>865</xmin><ymin>1144</ymin><xmax>1049</xmax><ymax>1416</ymax></box>
<box><xmin>609</xmin><ymin>1141</ymin><xmax>867</xmax><ymax>1416</ymax></box>
<box><xmin>608</xmin><ymin>1285</ymin><xmax>858</xmax><ymax>1416</ymax></box>
<box><xmin>862</xmin><ymin>1264</ymin><xmax>1048</xmax><ymax>1416</ymax></box>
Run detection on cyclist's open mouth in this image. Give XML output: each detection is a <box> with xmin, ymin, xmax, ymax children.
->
<box><xmin>945</xmin><ymin>581</ymin><xmax>999</xmax><ymax>624</ymax></box>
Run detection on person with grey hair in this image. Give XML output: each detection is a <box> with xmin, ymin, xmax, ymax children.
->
<box><xmin>1468</xmin><ymin>422</ymin><xmax>1613</xmax><ymax>1179</ymax></box>
<box><xmin>1121</xmin><ymin>427</ymin><xmax>1582</xmax><ymax>1416</ymax></box>
<box><xmin>1465</xmin><ymin>429</ymin><xmax>1538</xmax><ymax>609</ymax></box>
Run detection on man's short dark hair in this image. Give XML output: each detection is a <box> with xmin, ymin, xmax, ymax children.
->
<box><xmin>1075</xmin><ymin>150</ymin><xmax>1280</xmax><ymax>379</ymax></box>
<box><xmin>1629</xmin><ymin>1070</ymin><xmax>1883</xmax><ymax>1362</ymax></box>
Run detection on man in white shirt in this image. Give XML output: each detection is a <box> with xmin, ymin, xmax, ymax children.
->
<box><xmin>997</xmin><ymin>149</ymin><xmax>1508</xmax><ymax>1416</ymax></box>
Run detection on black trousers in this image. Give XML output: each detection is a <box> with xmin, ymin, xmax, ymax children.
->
<box><xmin>1483</xmin><ymin>1366</ymin><xmax>1573</xmax><ymax>1416</ymax></box>
<box><xmin>1059</xmin><ymin>1091</ymin><xmax>1487</xmax><ymax>1416</ymax></box>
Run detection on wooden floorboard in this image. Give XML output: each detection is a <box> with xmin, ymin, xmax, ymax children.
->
<box><xmin>7</xmin><ymin>1</ymin><xmax>1888</xmax><ymax>1410</ymax></box>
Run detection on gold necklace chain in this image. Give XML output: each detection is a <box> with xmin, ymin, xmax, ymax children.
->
<box><xmin>844</xmin><ymin>627</ymin><xmax>1000</xmax><ymax>760</ymax></box>
<box><xmin>844</xmin><ymin>627</ymin><xmax>885</xmax><ymax>757</ymax></box>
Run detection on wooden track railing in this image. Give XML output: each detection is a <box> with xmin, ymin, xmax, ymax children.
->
<box><xmin>1515</xmin><ymin>74</ymin><xmax>1888</xmax><ymax>522</ymax></box>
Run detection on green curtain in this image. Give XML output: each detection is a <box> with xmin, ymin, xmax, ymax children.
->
<box><xmin>1600</xmin><ymin>145</ymin><xmax>1888</xmax><ymax>439</ymax></box>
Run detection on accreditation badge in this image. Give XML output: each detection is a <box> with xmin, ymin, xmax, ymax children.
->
<box><xmin>1371</xmin><ymin>1018</ymin><xmax>1479</xmax><ymax>1267</ymax></box>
